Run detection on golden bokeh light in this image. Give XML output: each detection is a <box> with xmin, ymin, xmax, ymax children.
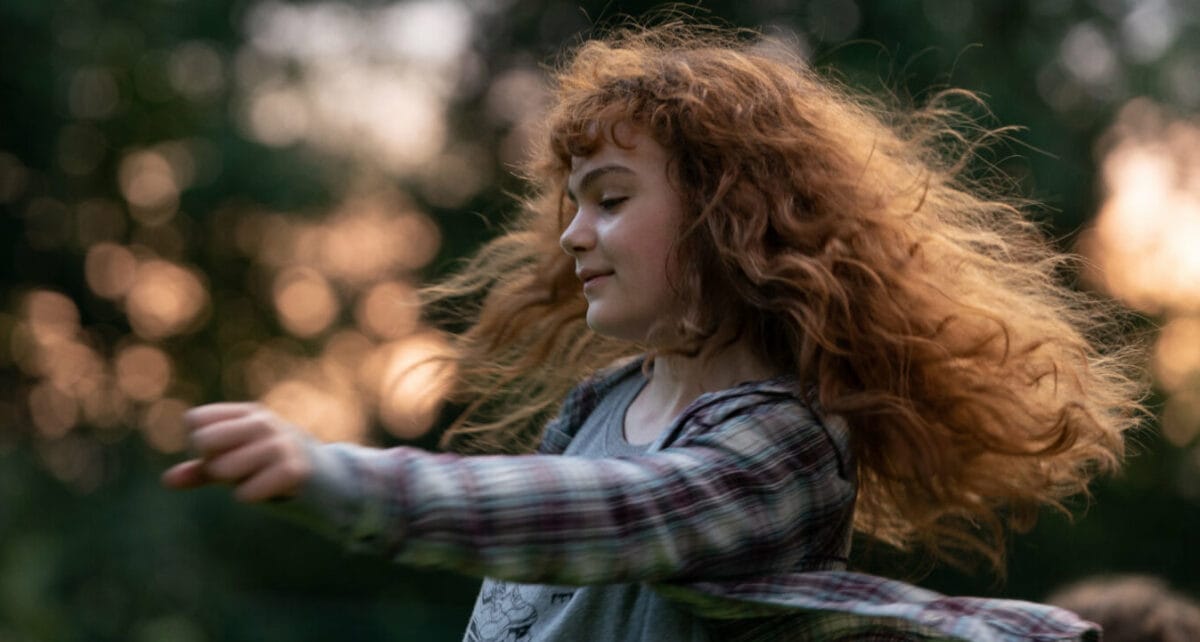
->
<box><xmin>1078</xmin><ymin>99</ymin><xmax>1200</xmax><ymax>449</ymax></box>
<box><xmin>85</xmin><ymin>243</ymin><xmax>138</xmax><ymax>299</ymax></box>
<box><xmin>35</xmin><ymin>340</ymin><xmax>104</xmax><ymax>394</ymax></box>
<box><xmin>418</xmin><ymin>144</ymin><xmax>491</xmax><ymax>208</ymax></box>
<box><xmin>356</xmin><ymin>280</ymin><xmax>420</xmax><ymax>340</ymax></box>
<box><xmin>1154</xmin><ymin>317</ymin><xmax>1200</xmax><ymax>392</ymax></box>
<box><xmin>390</xmin><ymin>210</ymin><xmax>442</xmax><ymax>271</ymax></box>
<box><xmin>125</xmin><ymin>259</ymin><xmax>210</xmax><ymax>340</ymax></box>
<box><xmin>1078</xmin><ymin>99</ymin><xmax>1200</xmax><ymax>313</ymax></box>
<box><xmin>320</xmin><ymin>329</ymin><xmax>375</xmax><ymax>379</ymax></box>
<box><xmin>272</xmin><ymin>266</ymin><xmax>339</xmax><ymax>338</ymax></box>
<box><xmin>23</xmin><ymin>290</ymin><xmax>80</xmax><ymax>346</ymax></box>
<box><xmin>115</xmin><ymin>343</ymin><xmax>173</xmax><ymax>402</ymax></box>
<box><xmin>485</xmin><ymin>67</ymin><xmax>546</xmax><ymax>125</ymax></box>
<box><xmin>369</xmin><ymin>332</ymin><xmax>456</xmax><ymax>440</ymax></box>
<box><xmin>318</xmin><ymin>193</ymin><xmax>442</xmax><ymax>282</ymax></box>
<box><xmin>262</xmin><ymin>377</ymin><xmax>368</xmax><ymax>444</ymax></box>
<box><xmin>237</xmin><ymin>192</ymin><xmax>442</xmax><ymax>298</ymax></box>
<box><xmin>141</xmin><ymin>398</ymin><xmax>191</xmax><ymax>453</ymax></box>
<box><xmin>119</xmin><ymin>150</ymin><xmax>180</xmax><ymax>225</ymax></box>
<box><xmin>152</xmin><ymin>140</ymin><xmax>202</xmax><ymax>193</ymax></box>
<box><xmin>14</xmin><ymin>290</ymin><xmax>115</xmax><ymax>441</ymax></box>
<box><xmin>245</xmin><ymin>86</ymin><xmax>310</xmax><ymax>147</ymax></box>
<box><xmin>318</xmin><ymin>204</ymin><xmax>399</xmax><ymax>284</ymax></box>
<box><xmin>1162</xmin><ymin>389</ymin><xmax>1200</xmax><ymax>447</ymax></box>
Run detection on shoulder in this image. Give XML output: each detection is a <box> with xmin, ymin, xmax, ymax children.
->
<box><xmin>666</xmin><ymin>379</ymin><xmax>853</xmax><ymax>478</ymax></box>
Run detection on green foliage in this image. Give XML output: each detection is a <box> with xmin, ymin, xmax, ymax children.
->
<box><xmin>2</xmin><ymin>1</ymin><xmax>1196</xmax><ymax>639</ymax></box>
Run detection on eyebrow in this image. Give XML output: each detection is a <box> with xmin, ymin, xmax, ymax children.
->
<box><xmin>566</xmin><ymin>165</ymin><xmax>635</xmax><ymax>202</ymax></box>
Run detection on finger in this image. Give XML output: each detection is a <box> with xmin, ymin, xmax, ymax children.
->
<box><xmin>190</xmin><ymin>411</ymin><xmax>277</xmax><ymax>459</ymax></box>
<box><xmin>161</xmin><ymin>459</ymin><xmax>211</xmax><ymax>489</ymax></box>
<box><xmin>232</xmin><ymin>461</ymin><xmax>308</xmax><ymax>503</ymax></box>
<box><xmin>202</xmin><ymin>436</ymin><xmax>285</xmax><ymax>484</ymax></box>
<box><xmin>183</xmin><ymin>402</ymin><xmax>261</xmax><ymax>430</ymax></box>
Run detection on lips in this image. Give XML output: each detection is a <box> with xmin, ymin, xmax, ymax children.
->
<box><xmin>577</xmin><ymin>268</ymin><xmax>613</xmax><ymax>285</ymax></box>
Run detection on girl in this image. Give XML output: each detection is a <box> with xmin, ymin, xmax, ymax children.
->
<box><xmin>164</xmin><ymin>24</ymin><xmax>1145</xmax><ymax>641</ymax></box>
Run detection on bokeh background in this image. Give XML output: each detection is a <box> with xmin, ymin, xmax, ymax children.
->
<box><xmin>2</xmin><ymin>0</ymin><xmax>1198</xmax><ymax>640</ymax></box>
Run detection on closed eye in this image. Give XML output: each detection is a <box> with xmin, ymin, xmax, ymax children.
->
<box><xmin>599</xmin><ymin>196</ymin><xmax>628</xmax><ymax>211</ymax></box>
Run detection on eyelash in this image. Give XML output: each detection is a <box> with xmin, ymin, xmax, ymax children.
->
<box><xmin>598</xmin><ymin>197</ymin><xmax>627</xmax><ymax>211</ymax></box>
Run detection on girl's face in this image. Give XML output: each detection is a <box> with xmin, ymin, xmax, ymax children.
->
<box><xmin>560</xmin><ymin>128</ymin><xmax>685</xmax><ymax>344</ymax></box>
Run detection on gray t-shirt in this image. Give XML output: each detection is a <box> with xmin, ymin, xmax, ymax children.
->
<box><xmin>463</xmin><ymin>371</ymin><xmax>710</xmax><ymax>642</ymax></box>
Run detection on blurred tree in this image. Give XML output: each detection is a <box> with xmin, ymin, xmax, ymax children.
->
<box><xmin>1</xmin><ymin>0</ymin><xmax>1197</xmax><ymax>640</ymax></box>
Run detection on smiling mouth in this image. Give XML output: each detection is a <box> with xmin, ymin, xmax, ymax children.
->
<box><xmin>582</xmin><ymin>273</ymin><xmax>612</xmax><ymax>288</ymax></box>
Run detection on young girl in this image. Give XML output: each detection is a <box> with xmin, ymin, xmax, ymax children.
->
<box><xmin>164</xmin><ymin>24</ymin><xmax>1145</xmax><ymax>641</ymax></box>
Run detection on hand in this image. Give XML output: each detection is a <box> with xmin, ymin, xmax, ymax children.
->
<box><xmin>161</xmin><ymin>402</ymin><xmax>314</xmax><ymax>503</ymax></box>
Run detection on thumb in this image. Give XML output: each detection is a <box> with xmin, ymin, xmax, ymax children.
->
<box><xmin>161</xmin><ymin>459</ymin><xmax>212</xmax><ymax>490</ymax></box>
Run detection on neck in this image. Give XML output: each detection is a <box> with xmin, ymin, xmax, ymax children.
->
<box><xmin>638</xmin><ymin>339</ymin><xmax>780</xmax><ymax>425</ymax></box>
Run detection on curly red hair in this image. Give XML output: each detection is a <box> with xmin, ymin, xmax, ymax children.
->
<box><xmin>428</xmin><ymin>23</ymin><xmax>1147</xmax><ymax>571</ymax></box>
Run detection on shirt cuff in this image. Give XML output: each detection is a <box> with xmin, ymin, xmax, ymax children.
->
<box><xmin>268</xmin><ymin>441</ymin><xmax>395</xmax><ymax>553</ymax></box>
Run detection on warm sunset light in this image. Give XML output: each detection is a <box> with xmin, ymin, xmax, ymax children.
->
<box><xmin>235</xmin><ymin>191</ymin><xmax>443</xmax><ymax>292</ymax></box>
<box><xmin>114</xmin><ymin>343</ymin><xmax>173</xmax><ymax>402</ymax></box>
<box><xmin>318</xmin><ymin>192</ymin><xmax>443</xmax><ymax>281</ymax></box>
<box><xmin>319</xmin><ymin>198</ymin><xmax>411</xmax><ymax>284</ymax></box>
<box><xmin>371</xmin><ymin>332</ymin><xmax>457</xmax><ymax>440</ymax></box>
<box><xmin>1078</xmin><ymin>98</ymin><xmax>1200</xmax><ymax>447</ymax></box>
<box><xmin>84</xmin><ymin>242</ymin><xmax>138</xmax><ymax>299</ymax></box>
<box><xmin>272</xmin><ymin>266</ymin><xmax>340</xmax><ymax>338</ymax></box>
<box><xmin>1079</xmin><ymin>99</ymin><xmax>1200</xmax><ymax>314</ymax></box>
<box><xmin>320</xmin><ymin>329</ymin><xmax>375</xmax><ymax>377</ymax></box>
<box><xmin>356</xmin><ymin>280</ymin><xmax>420</xmax><ymax>340</ymax></box>
<box><xmin>8</xmin><ymin>2</ymin><xmax>1200</xmax><ymax>637</ymax></box>
<box><xmin>23</xmin><ymin>290</ymin><xmax>80</xmax><ymax>346</ymax></box>
<box><xmin>119</xmin><ymin>150</ymin><xmax>180</xmax><ymax>225</ymax></box>
<box><xmin>34</xmin><ymin>339</ymin><xmax>103</xmax><ymax>396</ymax></box>
<box><xmin>262</xmin><ymin>377</ymin><xmax>368</xmax><ymax>444</ymax></box>
<box><xmin>124</xmin><ymin>259</ymin><xmax>210</xmax><ymax>340</ymax></box>
<box><xmin>1154</xmin><ymin>317</ymin><xmax>1200</xmax><ymax>393</ymax></box>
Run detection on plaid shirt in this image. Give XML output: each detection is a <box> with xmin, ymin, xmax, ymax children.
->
<box><xmin>295</xmin><ymin>358</ymin><xmax>1100</xmax><ymax>641</ymax></box>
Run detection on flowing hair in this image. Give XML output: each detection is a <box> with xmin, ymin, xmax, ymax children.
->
<box><xmin>425</xmin><ymin>23</ymin><xmax>1147</xmax><ymax>571</ymax></box>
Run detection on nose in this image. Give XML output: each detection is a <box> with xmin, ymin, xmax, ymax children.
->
<box><xmin>559</xmin><ymin>208</ymin><xmax>594</xmax><ymax>256</ymax></box>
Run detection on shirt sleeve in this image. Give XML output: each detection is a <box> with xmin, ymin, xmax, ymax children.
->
<box><xmin>284</xmin><ymin>398</ymin><xmax>856</xmax><ymax>586</ymax></box>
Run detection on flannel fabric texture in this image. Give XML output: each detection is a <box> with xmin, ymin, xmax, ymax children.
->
<box><xmin>293</xmin><ymin>358</ymin><xmax>1100</xmax><ymax>641</ymax></box>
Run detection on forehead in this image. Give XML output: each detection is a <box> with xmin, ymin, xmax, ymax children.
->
<box><xmin>567</xmin><ymin>126</ymin><xmax>669</xmax><ymax>183</ymax></box>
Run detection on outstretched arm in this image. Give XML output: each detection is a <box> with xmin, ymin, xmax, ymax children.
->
<box><xmin>161</xmin><ymin>403</ymin><xmax>315</xmax><ymax>502</ymax></box>
<box><xmin>163</xmin><ymin>398</ymin><xmax>854</xmax><ymax>586</ymax></box>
